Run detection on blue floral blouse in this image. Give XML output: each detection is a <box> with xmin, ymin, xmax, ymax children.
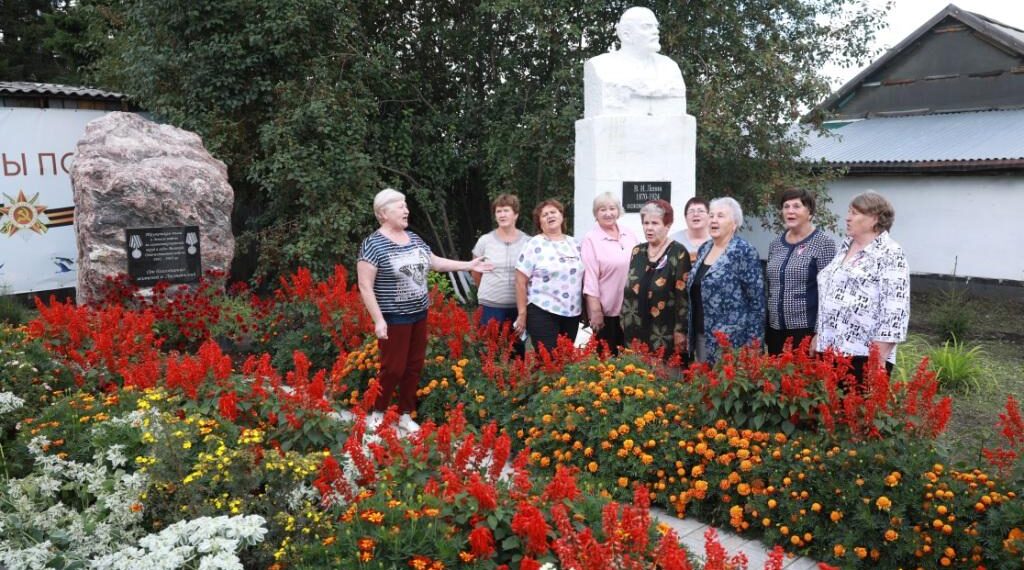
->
<box><xmin>687</xmin><ymin>236</ymin><xmax>766</xmax><ymax>363</ymax></box>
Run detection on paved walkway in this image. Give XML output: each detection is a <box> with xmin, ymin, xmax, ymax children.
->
<box><xmin>651</xmin><ymin>507</ymin><xmax>821</xmax><ymax>569</ymax></box>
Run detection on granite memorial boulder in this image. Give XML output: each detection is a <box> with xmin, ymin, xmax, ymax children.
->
<box><xmin>71</xmin><ymin>112</ymin><xmax>234</xmax><ymax>304</ymax></box>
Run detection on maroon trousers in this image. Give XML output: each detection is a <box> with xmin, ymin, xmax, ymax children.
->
<box><xmin>373</xmin><ymin>316</ymin><xmax>427</xmax><ymax>414</ymax></box>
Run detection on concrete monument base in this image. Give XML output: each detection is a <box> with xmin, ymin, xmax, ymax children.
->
<box><xmin>573</xmin><ymin>114</ymin><xmax>697</xmax><ymax>239</ymax></box>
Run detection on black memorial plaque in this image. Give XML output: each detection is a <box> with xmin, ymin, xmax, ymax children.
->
<box><xmin>622</xmin><ymin>181</ymin><xmax>671</xmax><ymax>213</ymax></box>
<box><xmin>126</xmin><ymin>226</ymin><xmax>202</xmax><ymax>286</ymax></box>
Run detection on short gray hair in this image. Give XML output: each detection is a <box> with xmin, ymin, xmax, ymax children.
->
<box><xmin>373</xmin><ymin>188</ymin><xmax>404</xmax><ymax>222</ymax></box>
<box><xmin>592</xmin><ymin>192</ymin><xmax>623</xmax><ymax>218</ymax></box>
<box><xmin>638</xmin><ymin>200</ymin><xmax>673</xmax><ymax>226</ymax></box>
<box><xmin>710</xmin><ymin>197</ymin><xmax>744</xmax><ymax>228</ymax></box>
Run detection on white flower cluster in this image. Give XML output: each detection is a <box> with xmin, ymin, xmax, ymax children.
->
<box><xmin>0</xmin><ymin>391</ymin><xmax>25</xmax><ymax>416</ymax></box>
<box><xmin>90</xmin><ymin>514</ymin><xmax>267</xmax><ymax>570</ymax></box>
<box><xmin>0</xmin><ymin>437</ymin><xmax>149</xmax><ymax>570</ymax></box>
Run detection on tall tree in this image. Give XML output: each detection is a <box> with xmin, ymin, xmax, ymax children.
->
<box><xmin>0</xmin><ymin>0</ymin><xmax>73</xmax><ymax>82</ymax></box>
<box><xmin>70</xmin><ymin>0</ymin><xmax>888</xmax><ymax>279</ymax></box>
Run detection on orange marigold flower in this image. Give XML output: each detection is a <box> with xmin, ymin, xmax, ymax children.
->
<box><xmin>875</xmin><ymin>496</ymin><xmax>892</xmax><ymax>511</ymax></box>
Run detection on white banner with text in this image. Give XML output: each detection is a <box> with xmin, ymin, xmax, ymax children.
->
<box><xmin>0</xmin><ymin>108</ymin><xmax>109</xmax><ymax>294</ymax></box>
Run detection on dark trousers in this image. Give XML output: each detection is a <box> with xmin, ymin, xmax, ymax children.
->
<box><xmin>766</xmin><ymin>326</ymin><xmax>815</xmax><ymax>355</ymax></box>
<box><xmin>374</xmin><ymin>316</ymin><xmax>427</xmax><ymax>414</ymax></box>
<box><xmin>479</xmin><ymin>305</ymin><xmax>525</xmax><ymax>359</ymax></box>
<box><xmin>526</xmin><ymin>304</ymin><xmax>579</xmax><ymax>354</ymax></box>
<box><xmin>594</xmin><ymin>315</ymin><xmax>624</xmax><ymax>356</ymax></box>
<box><xmin>849</xmin><ymin>356</ymin><xmax>895</xmax><ymax>387</ymax></box>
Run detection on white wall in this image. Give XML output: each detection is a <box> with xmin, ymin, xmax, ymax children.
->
<box><xmin>738</xmin><ymin>175</ymin><xmax>1024</xmax><ymax>283</ymax></box>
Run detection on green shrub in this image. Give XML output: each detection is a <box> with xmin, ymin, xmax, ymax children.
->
<box><xmin>892</xmin><ymin>334</ymin><xmax>929</xmax><ymax>383</ymax></box>
<box><xmin>929</xmin><ymin>336</ymin><xmax>991</xmax><ymax>394</ymax></box>
<box><xmin>932</xmin><ymin>286</ymin><xmax>973</xmax><ymax>341</ymax></box>
<box><xmin>0</xmin><ymin>288</ymin><xmax>27</xmax><ymax>325</ymax></box>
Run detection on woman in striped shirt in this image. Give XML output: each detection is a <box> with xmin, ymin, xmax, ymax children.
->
<box><xmin>357</xmin><ymin>188</ymin><xmax>492</xmax><ymax>434</ymax></box>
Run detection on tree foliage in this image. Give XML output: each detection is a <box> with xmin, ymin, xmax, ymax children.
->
<box><xmin>49</xmin><ymin>0</ymin><xmax>887</xmax><ymax>280</ymax></box>
<box><xmin>0</xmin><ymin>0</ymin><xmax>79</xmax><ymax>82</ymax></box>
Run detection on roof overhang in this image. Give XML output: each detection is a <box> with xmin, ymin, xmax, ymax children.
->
<box><xmin>811</xmin><ymin>3</ymin><xmax>1024</xmax><ymax>118</ymax></box>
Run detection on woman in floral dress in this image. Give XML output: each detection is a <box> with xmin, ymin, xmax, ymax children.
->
<box><xmin>621</xmin><ymin>200</ymin><xmax>692</xmax><ymax>356</ymax></box>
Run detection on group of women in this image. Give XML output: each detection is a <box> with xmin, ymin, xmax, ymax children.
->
<box><xmin>357</xmin><ymin>187</ymin><xmax>910</xmax><ymax>431</ymax></box>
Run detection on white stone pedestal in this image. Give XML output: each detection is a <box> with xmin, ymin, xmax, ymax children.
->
<box><xmin>573</xmin><ymin>114</ymin><xmax>697</xmax><ymax>240</ymax></box>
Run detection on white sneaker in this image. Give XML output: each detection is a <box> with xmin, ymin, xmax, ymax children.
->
<box><xmin>398</xmin><ymin>413</ymin><xmax>420</xmax><ymax>434</ymax></box>
<box><xmin>366</xmin><ymin>411</ymin><xmax>384</xmax><ymax>431</ymax></box>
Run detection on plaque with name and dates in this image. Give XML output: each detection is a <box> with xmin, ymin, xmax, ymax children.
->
<box><xmin>622</xmin><ymin>181</ymin><xmax>671</xmax><ymax>213</ymax></box>
<box><xmin>126</xmin><ymin>226</ymin><xmax>201</xmax><ymax>286</ymax></box>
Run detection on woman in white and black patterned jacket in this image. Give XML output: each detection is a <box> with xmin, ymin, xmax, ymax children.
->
<box><xmin>765</xmin><ymin>188</ymin><xmax>836</xmax><ymax>355</ymax></box>
<box><xmin>815</xmin><ymin>191</ymin><xmax>910</xmax><ymax>384</ymax></box>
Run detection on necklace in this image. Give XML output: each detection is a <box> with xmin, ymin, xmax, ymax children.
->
<box><xmin>647</xmin><ymin>240</ymin><xmax>669</xmax><ymax>262</ymax></box>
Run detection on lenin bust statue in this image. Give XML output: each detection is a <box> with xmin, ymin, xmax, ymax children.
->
<box><xmin>584</xmin><ymin>7</ymin><xmax>687</xmax><ymax>118</ymax></box>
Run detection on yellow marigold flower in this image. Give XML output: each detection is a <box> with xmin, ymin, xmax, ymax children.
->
<box><xmin>885</xmin><ymin>529</ymin><xmax>899</xmax><ymax>542</ymax></box>
<box><xmin>854</xmin><ymin>547</ymin><xmax>867</xmax><ymax>559</ymax></box>
<box><xmin>833</xmin><ymin>544</ymin><xmax>846</xmax><ymax>557</ymax></box>
<box><xmin>623</xmin><ymin>439</ymin><xmax>634</xmax><ymax>450</ymax></box>
<box><xmin>588</xmin><ymin>462</ymin><xmax>599</xmax><ymax>473</ymax></box>
<box><xmin>618</xmin><ymin>477</ymin><xmax>629</xmax><ymax>488</ymax></box>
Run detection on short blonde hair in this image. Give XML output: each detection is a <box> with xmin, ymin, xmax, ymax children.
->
<box><xmin>373</xmin><ymin>188</ymin><xmax>405</xmax><ymax>222</ymax></box>
<box><xmin>592</xmin><ymin>192</ymin><xmax>623</xmax><ymax>218</ymax></box>
<box><xmin>850</xmin><ymin>190</ymin><xmax>895</xmax><ymax>232</ymax></box>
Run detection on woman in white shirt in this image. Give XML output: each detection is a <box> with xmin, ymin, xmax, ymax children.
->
<box><xmin>513</xmin><ymin>199</ymin><xmax>584</xmax><ymax>354</ymax></box>
<box><xmin>816</xmin><ymin>191</ymin><xmax>910</xmax><ymax>384</ymax></box>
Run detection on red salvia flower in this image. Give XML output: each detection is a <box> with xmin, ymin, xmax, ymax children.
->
<box><xmin>468</xmin><ymin>526</ymin><xmax>495</xmax><ymax>558</ymax></box>
<box><xmin>467</xmin><ymin>473</ymin><xmax>498</xmax><ymax>511</ymax></box>
<box><xmin>511</xmin><ymin>502</ymin><xmax>550</xmax><ymax>556</ymax></box>
<box><xmin>217</xmin><ymin>391</ymin><xmax>239</xmax><ymax>422</ymax></box>
<box><xmin>542</xmin><ymin>466</ymin><xmax>580</xmax><ymax>502</ymax></box>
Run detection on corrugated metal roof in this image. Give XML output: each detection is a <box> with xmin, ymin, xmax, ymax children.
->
<box><xmin>0</xmin><ymin>81</ymin><xmax>125</xmax><ymax>100</ymax></box>
<box><xmin>971</xmin><ymin>10</ymin><xmax>1024</xmax><ymax>48</ymax></box>
<box><xmin>802</xmin><ymin>109</ymin><xmax>1024</xmax><ymax>164</ymax></box>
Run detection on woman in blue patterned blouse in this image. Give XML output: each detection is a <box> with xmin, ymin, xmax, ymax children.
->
<box><xmin>686</xmin><ymin>197</ymin><xmax>765</xmax><ymax>364</ymax></box>
<box><xmin>766</xmin><ymin>188</ymin><xmax>836</xmax><ymax>355</ymax></box>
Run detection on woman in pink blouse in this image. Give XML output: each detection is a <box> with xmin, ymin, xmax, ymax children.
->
<box><xmin>581</xmin><ymin>192</ymin><xmax>638</xmax><ymax>354</ymax></box>
<box><xmin>815</xmin><ymin>191</ymin><xmax>910</xmax><ymax>384</ymax></box>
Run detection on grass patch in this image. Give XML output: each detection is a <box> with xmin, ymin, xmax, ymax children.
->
<box><xmin>908</xmin><ymin>290</ymin><xmax>1024</xmax><ymax>466</ymax></box>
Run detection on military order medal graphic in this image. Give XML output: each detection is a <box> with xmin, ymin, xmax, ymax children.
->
<box><xmin>0</xmin><ymin>190</ymin><xmax>50</xmax><ymax>236</ymax></box>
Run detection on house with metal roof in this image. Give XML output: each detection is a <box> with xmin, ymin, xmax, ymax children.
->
<box><xmin>741</xmin><ymin>3</ymin><xmax>1024</xmax><ymax>286</ymax></box>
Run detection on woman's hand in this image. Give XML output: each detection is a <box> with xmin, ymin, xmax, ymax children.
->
<box><xmin>468</xmin><ymin>256</ymin><xmax>495</xmax><ymax>273</ymax></box>
<box><xmin>589</xmin><ymin>308</ymin><xmax>604</xmax><ymax>332</ymax></box>
<box><xmin>674</xmin><ymin>332</ymin><xmax>687</xmax><ymax>353</ymax></box>
<box><xmin>513</xmin><ymin>314</ymin><xmax>527</xmax><ymax>338</ymax></box>
<box><xmin>374</xmin><ymin>320</ymin><xmax>388</xmax><ymax>340</ymax></box>
<box><xmin>809</xmin><ymin>334</ymin><xmax>817</xmax><ymax>356</ymax></box>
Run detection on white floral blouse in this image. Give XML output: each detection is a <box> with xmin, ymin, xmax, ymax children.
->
<box><xmin>815</xmin><ymin>231</ymin><xmax>910</xmax><ymax>363</ymax></box>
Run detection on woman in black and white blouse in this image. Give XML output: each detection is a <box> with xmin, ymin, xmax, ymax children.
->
<box><xmin>815</xmin><ymin>191</ymin><xmax>910</xmax><ymax>383</ymax></box>
<box><xmin>765</xmin><ymin>188</ymin><xmax>836</xmax><ymax>354</ymax></box>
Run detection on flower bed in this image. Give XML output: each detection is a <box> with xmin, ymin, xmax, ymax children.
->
<box><xmin>2</xmin><ymin>267</ymin><xmax>1022</xmax><ymax>569</ymax></box>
